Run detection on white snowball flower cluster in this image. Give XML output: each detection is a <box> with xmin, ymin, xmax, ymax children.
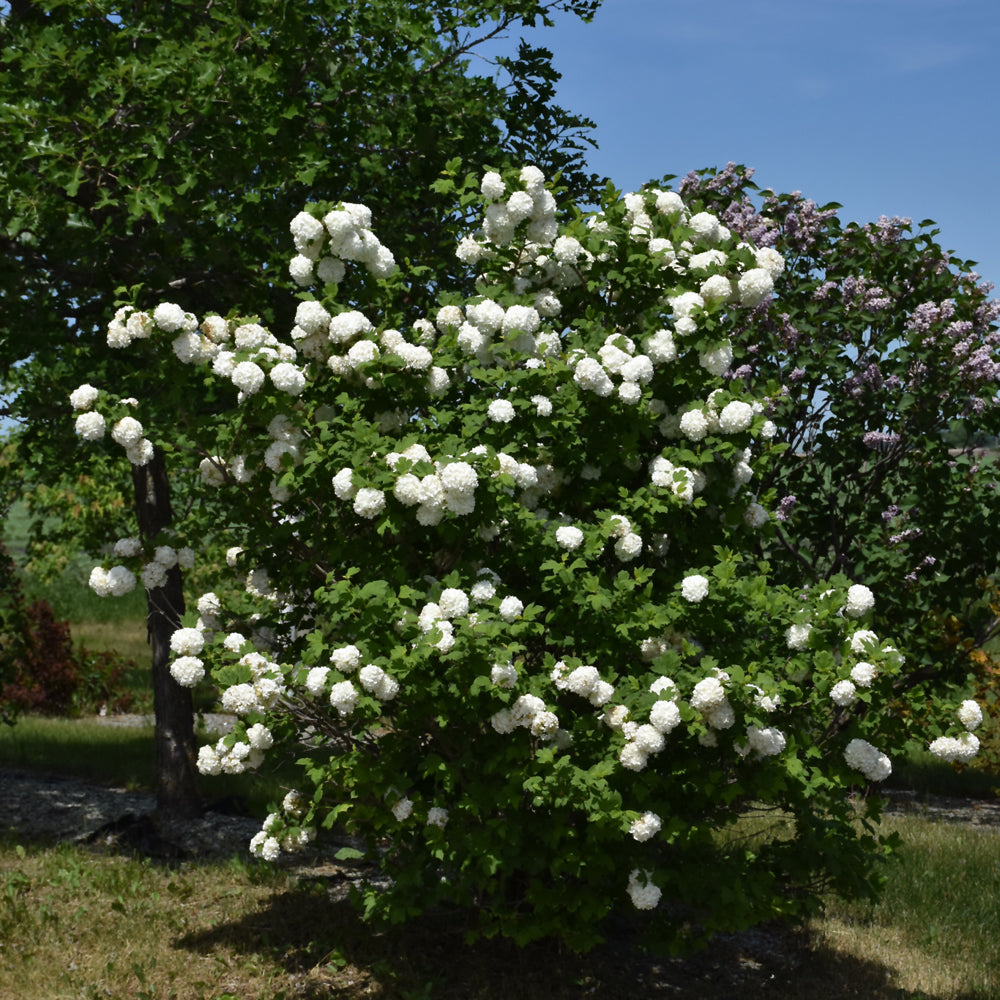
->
<box><xmin>844</xmin><ymin>584</ymin><xmax>875</xmax><ymax>618</ymax></box>
<box><xmin>843</xmin><ymin>738</ymin><xmax>892</xmax><ymax>782</ymax></box>
<box><xmin>744</xmin><ymin>725</ymin><xmax>786</xmax><ymax>757</ymax></box>
<box><xmin>170</xmin><ymin>655</ymin><xmax>205</xmax><ymax>687</ymax></box>
<box><xmin>330</xmin><ymin>680</ymin><xmax>359</xmax><ymax>716</ymax></box>
<box><xmin>74</xmin><ymin>411</ymin><xmax>106</xmax><ymax>441</ymax></box>
<box><xmin>928</xmin><ymin>733</ymin><xmax>980</xmax><ymax>762</ymax></box>
<box><xmin>737</xmin><ymin>268</ymin><xmax>774</xmax><ymax>307</ymax></box>
<box><xmin>830</xmin><ymin>679</ymin><xmax>857</xmax><ymax>706</ymax></box>
<box><xmin>492</xmin><ymin>693</ymin><xmax>560</xmax><ymax>741</ymax></box>
<box><xmin>681</xmin><ymin>574</ymin><xmax>709</xmax><ymax>603</ymax></box>
<box><xmin>629</xmin><ymin>811</ymin><xmax>662</xmax><ymax>842</ymax></box>
<box><xmin>849</xmin><ymin>629</ymin><xmax>879</xmax><ymax>654</ymax></box>
<box><xmin>426</xmin><ymin>806</ymin><xmax>449</xmax><ymax>829</ymax></box>
<box><xmin>169</xmin><ymin>627</ymin><xmax>205</xmax><ymax>656</ymax></box>
<box><xmin>850</xmin><ymin>662</ymin><xmax>877</xmax><ymax>688</ymax></box>
<box><xmin>956</xmin><ymin>700</ymin><xmax>983</xmax><ymax>731</ymax></box>
<box><xmin>359</xmin><ymin>664</ymin><xmax>399</xmax><ymax>701</ymax></box>
<box><xmin>718</xmin><ymin>400</ymin><xmax>754</xmax><ymax>434</ymax></box>
<box><xmin>564</xmin><ymin>665</ymin><xmax>614</xmax><ymax>707</ymax></box>
<box><xmin>555</xmin><ymin>525</ymin><xmax>584</xmax><ymax>551</ymax></box>
<box><xmin>291</xmin><ymin>201</ymin><xmax>396</xmax><ymax>281</ymax></box>
<box><xmin>88</xmin><ymin>565</ymin><xmax>137</xmax><ymax>598</ymax></box>
<box><xmin>627</xmin><ymin>869</ymin><xmax>662</xmax><ymax>910</ymax></box>
<box><xmin>69</xmin><ymin>383</ymin><xmax>99</xmax><ymax>411</ymax></box>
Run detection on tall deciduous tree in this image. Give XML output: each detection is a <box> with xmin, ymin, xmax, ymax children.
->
<box><xmin>0</xmin><ymin>0</ymin><xmax>603</xmax><ymax>818</ymax></box>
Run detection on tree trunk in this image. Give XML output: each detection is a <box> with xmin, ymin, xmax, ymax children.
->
<box><xmin>130</xmin><ymin>447</ymin><xmax>201</xmax><ymax>821</ymax></box>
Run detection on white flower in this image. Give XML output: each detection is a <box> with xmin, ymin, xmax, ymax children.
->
<box><xmin>850</xmin><ymin>662</ymin><xmax>877</xmax><ymax>688</ymax></box>
<box><xmin>511</xmin><ymin>693</ymin><xmax>546</xmax><ymax>728</ymax></box>
<box><xmin>755</xmin><ymin>246</ymin><xmax>785</xmax><ymax>275</ymax></box>
<box><xmin>88</xmin><ymin>566</ymin><xmax>111</xmax><ymax>597</ymax></box>
<box><xmin>830</xmin><ymin>679</ymin><xmax>857</xmax><ymax>706</ymax></box>
<box><xmin>498</xmin><ymin>596</ymin><xmax>524</xmax><ymax>622</ymax></box>
<box><xmin>223</xmin><ymin>632</ymin><xmax>246</xmax><ymax>653</ymax></box>
<box><xmin>957</xmin><ymin>700</ymin><xmax>983</xmax><ymax>732</ymax></box>
<box><xmin>786</xmin><ymin>623</ymin><xmax>811</xmax><ymax>650</ymax></box>
<box><xmin>700</xmin><ymin>274</ymin><xmax>733</xmax><ymax>302</ymax></box>
<box><xmin>649</xmin><ymin>699</ymin><xmax>681</xmax><ymax>734</ymax></box>
<box><xmin>698</xmin><ymin>343</ymin><xmax>733</xmax><ymax>377</ymax></box>
<box><xmin>487</xmin><ymin>399</ymin><xmax>515</xmax><ymax>423</ymax></box>
<box><xmin>329</xmin><ymin>680</ymin><xmax>359</xmax><ymax>716</ymax></box>
<box><xmin>153</xmin><ymin>302</ymin><xmax>187</xmax><ymax>332</ymax></box>
<box><xmin>170</xmin><ymin>627</ymin><xmax>204</xmax><ymax>656</ymax></box>
<box><xmin>197</xmin><ymin>746</ymin><xmax>222</xmax><ymax>776</ymax></box>
<box><xmin>113</xmin><ymin>537</ymin><xmax>141</xmax><ymax>558</ymax></box>
<box><xmin>614</xmin><ymin>532</ymin><xmax>643</xmax><ymax>562</ymax></box>
<box><xmin>681</xmin><ymin>574</ymin><xmax>709</xmax><ymax>603</ymax></box>
<box><xmin>196</xmin><ymin>593</ymin><xmax>221</xmax><ymax>621</ymax></box>
<box><xmin>530</xmin><ymin>710</ymin><xmax>560</xmax><ymax>740</ymax></box>
<box><xmin>746</xmin><ymin>725</ymin><xmax>786</xmax><ymax>757</ymax></box>
<box><xmin>629</xmin><ymin>811</ymin><xmax>662</xmax><ymax>842</ymax></box>
<box><xmin>844</xmin><ymin>584</ymin><xmax>875</xmax><ymax>618</ymax></box>
<box><xmin>691</xmin><ymin>676</ymin><xmax>726</xmax><ymax>712</ymax></box>
<box><xmin>491</xmin><ymin>709</ymin><xmax>515</xmax><ymax>734</ymax></box>
<box><xmin>392</xmin><ymin>797</ymin><xmax>414</xmax><ymax>822</ymax></box>
<box><xmin>627</xmin><ymin>869</ymin><xmax>661</xmax><ymax>910</ymax></box>
<box><xmin>471</xmin><ymin>579</ymin><xmax>496</xmax><ymax>604</ymax></box>
<box><xmin>359</xmin><ymin>664</ymin><xmax>398</xmax><ymax>701</ymax></box>
<box><xmin>707</xmin><ymin>701</ymin><xmax>735</xmax><ymax>730</ymax></box>
<box><xmin>555</xmin><ymin>525</ymin><xmax>584</xmax><ymax>551</ymax></box>
<box><xmin>573</xmin><ymin>357</ymin><xmax>614</xmax><ymax>397</ymax></box>
<box><xmin>246</xmin><ymin>723</ymin><xmax>273</xmax><ymax>750</ymax></box>
<box><xmin>633</xmin><ymin>724</ymin><xmax>665</xmax><ymax>754</ymax></box>
<box><xmin>491</xmin><ymin>662</ymin><xmax>517</xmax><ymax>688</ymax></box>
<box><xmin>928</xmin><ymin>733</ymin><xmax>980</xmax><ymax>762</ymax></box>
<box><xmin>844</xmin><ymin>738</ymin><xmax>892</xmax><ymax>782</ymax></box>
<box><xmin>426</xmin><ymin>806</ymin><xmax>449</xmax><ymax>829</ymax></box>
<box><xmin>430</xmin><ymin>589</ymin><xmax>466</xmax><ymax>621</ymax></box>
<box><xmin>718</xmin><ymin>401</ymin><xmax>754</xmax><ymax>434</ymax></box>
<box><xmin>75</xmin><ymin>411</ymin><xmax>106</xmax><ymax>441</ymax></box>
<box><xmin>332</xmin><ymin>467</ymin><xmax>357</xmax><ymax>500</ymax></box>
<box><xmin>270</xmin><ymin>363</ymin><xmax>306</xmax><ymax>396</ymax></box>
<box><xmin>170</xmin><ymin>656</ymin><xmax>205</xmax><ymax>687</ymax></box>
<box><xmin>290</xmin><ymin>211</ymin><xmax>325</xmax><ymax>257</ymax></box>
<box><xmin>221</xmin><ymin>683</ymin><xmax>260</xmax><ymax>716</ymax></box>
<box><xmin>619</xmin><ymin>743</ymin><xmax>648</xmax><ymax>772</ymax></box>
<box><xmin>679</xmin><ymin>409</ymin><xmax>709</xmax><ymax>441</ymax></box>
<box><xmin>849</xmin><ymin>629</ymin><xmax>879</xmax><ymax>654</ymax></box>
<box><xmin>69</xmin><ymin>384</ymin><xmax>99</xmax><ymax>411</ymax></box>
<box><xmin>305</xmin><ymin>666</ymin><xmax>330</xmax><ymax>696</ymax></box>
<box><xmin>231</xmin><ymin>361</ymin><xmax>266</xmax><ymax>395</ymax></box>
<box><xmin>737</xmin><ymin>268</ymin><xmax>774</xmax><ymax>307</ymax></box>
<box><xmin>744</xmin><ymin>503</ymin><xmax>768</xmax><ymax>528</ymax></box>
<box><xmin>353</xmin><ymin>487</ymin><xmax>386</xmax><ymax>519</ymax></box>
<box><xmin>481</xmin><ymin>171</ymin><xmax>505</xmax><ymax>200</ymax></box>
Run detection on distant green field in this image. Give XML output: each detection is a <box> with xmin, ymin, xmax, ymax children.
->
<box><xmin>2</xmin><ymin>497</ymin><xmax>30</xmax><ymax>559</ymax></box>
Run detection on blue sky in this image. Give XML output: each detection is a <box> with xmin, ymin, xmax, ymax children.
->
<box><xmin>492</xmin><ymin>0</ymin><xmax>999</xmax><ymax>292</ymax></box>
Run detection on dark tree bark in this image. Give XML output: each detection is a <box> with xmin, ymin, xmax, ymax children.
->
<box><xmin>130</xmin><ymin>448</ymin><xmax>201</xmax><ymax>821</ymax></box>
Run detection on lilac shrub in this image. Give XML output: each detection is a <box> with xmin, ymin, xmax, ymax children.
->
<box><xmin>71</xmin><ymin>165</ymin><xmax>983</xmax><ymax>950</ymax></box>
<box><xmin>677</xmin><ymin>163</ymin><xmax>1000</xmax><ymax>700</ymax></box>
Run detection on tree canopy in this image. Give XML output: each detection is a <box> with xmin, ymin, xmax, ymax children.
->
<box><xmin>1</xmin><ymin>0</ymin><xmax>601</xmax><ymax>448</ymax></box>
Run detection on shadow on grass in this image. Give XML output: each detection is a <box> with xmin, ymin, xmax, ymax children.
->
<box><xmin>176</xmin><ymin>881</ymin><xmax>979</xmax><ymax>1000</ymax></box>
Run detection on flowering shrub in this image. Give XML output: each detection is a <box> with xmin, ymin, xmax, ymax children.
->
<box><xmin>674</xmin><ymin>164</ymin><xmax>1000</xmax><ymax>698</ymax></box>
<box><xmin>72</xmin><ymin>164</ymin><xmax>982</xmax><ymax>951</ymax></box>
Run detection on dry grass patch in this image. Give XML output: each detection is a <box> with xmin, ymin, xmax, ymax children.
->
<box><xmin>3</xmin><ymin>823</ymin><xmax>996</xmax><ymax>1000</ymax></box>
<box><xmin>811</xmin><ymin>815</ymin><xmax>1000</xmax><ymax>999</ymax></box>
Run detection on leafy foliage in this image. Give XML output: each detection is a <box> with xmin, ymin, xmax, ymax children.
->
<box><xmin>69</xmin><ymin>165</ymin><xmax>981</xmax><ymax>951</ymax></box>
